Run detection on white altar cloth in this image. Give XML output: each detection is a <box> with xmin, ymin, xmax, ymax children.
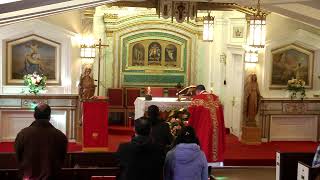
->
<box><xmin>134</xmin><ymin>97</ymin><xmax>191</xmax><ymax>119</ymax></box>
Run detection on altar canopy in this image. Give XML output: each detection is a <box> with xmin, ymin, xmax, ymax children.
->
<box><xmin>134</xmin><ymin>97</ymin><xmax>191</xmax><ymax>119</ymax></box>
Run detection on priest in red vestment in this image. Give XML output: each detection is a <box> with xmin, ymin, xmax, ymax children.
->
<box><xmin>188</xmin><ymin>85</ymin><xmax>226</xmax><ymax>162</ymax></box>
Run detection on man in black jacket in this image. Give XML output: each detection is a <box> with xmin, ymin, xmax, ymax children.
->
<box><xmin>116</xmin><ymin>117</ymin><xmax>165</xmax><ymax>180</ymax></box>
<box><xmin>15</xmin><ymin>103</ymin><xmax>68</xmax><ymax>180</ymax></box>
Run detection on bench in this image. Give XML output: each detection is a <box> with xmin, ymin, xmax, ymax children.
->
<box><xmin>0</xmin><ymin>167</ymin><xmax>120</xmax><ymax>180</ymax></box>
<box><xmin>276</xmin><ymin>152</ymin><xmax>315</xmax><ymax>180</ymax></box>
<box><xmin>297</xmin><ymin>161</ymin><xmax>320</xmax><ymax>180</ymax></box>
<box><xmin>0</xmin><ymin>152</ymin><xmax>118</xmax><ymax>169</ymax></box>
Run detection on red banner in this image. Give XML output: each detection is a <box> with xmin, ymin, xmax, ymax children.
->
<box><xmin>82</xmin><ymin>99</ymin><xmax>108</xmax><ymax>151</ymax></box>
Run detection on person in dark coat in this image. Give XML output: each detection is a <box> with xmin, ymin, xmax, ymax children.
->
<box><xmin>116</xmin><ymin>117</ymin><xmax>165</xmax><ymax>180</ymax></box>
<box><xmin>148</xmin><ymin>105</ymin><xmax>173</xmax><ymax>151</ymax></box>
<box><xmin>15</xmin><ymin>103</ymin><xmax>68</xmax><ymax>180</ymax></box>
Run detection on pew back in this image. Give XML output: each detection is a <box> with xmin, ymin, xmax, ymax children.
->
<box><xmin>297</xmin><ymin>162</ymin><xmax>320</xmax><ymax>180</ymax></box>
<box><xmin>276</xmin><ymin>152</ymin><xmax>315</xmax><ymax>180</ymax></box>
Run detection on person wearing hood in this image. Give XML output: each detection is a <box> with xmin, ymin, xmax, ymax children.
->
<box><xmin>116</xmin><ymin>117</ymin><xmax>165</xmax><ymax>180</ymax></box>
<box><xmin>164</xmin><ymin>126</ymin><xmax>208</xmax><ymax>180</ymax></box>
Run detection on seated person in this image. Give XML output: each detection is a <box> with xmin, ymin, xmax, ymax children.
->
<box><xmin>148</xmin><ymin>105</ymin><xmax>173</xmax><ymax>151</ymax></box>
<box><xmin>164</xmin><ymin>126</ymin><xmax>208</xmax><ymax>180</ymax></box>
<box><xmin>116</xmin><ymin>117</ymin><xmax>165</xmax><ymax>180</ymax></box>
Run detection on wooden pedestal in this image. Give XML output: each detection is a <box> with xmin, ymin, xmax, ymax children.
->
<box><xmin>241</xmin><ymin>126</ymin><xmax>261</xmax><ymax>145</ymax></box>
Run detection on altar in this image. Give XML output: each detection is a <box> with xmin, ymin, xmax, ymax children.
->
<box><xmin>0</xmin><ymin>94</ymin><xmax>79</xmax><ymax>142</ymax></box>
<box><xmin>134</xmin><ymin>97</ymin><xmax>191</xmax><ymax>119</ymax></box>
<box><xmin>260</xmin><ymin>98</ymin><xmax>320</xmax><ymax>142</ymax></box>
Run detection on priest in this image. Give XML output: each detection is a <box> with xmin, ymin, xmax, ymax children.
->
<box><xmin>188</xmin><ymin>85</ymin><xmax>225</xmax><ymax>162</ymax></box>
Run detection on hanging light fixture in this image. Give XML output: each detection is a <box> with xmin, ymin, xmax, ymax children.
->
<box><xmin>203</xmin><ymin>12</ymin><xmax>214</xmax><ymax>41</ymax></box>
<box><xmin>80</xmin><ymin>36</ymin><xmax>96</xmax><ymax>64</ymax></box>
<box><xmin>246</xmin><ymin>0</ymin><xmax>266</xmax><ymax>48</ymax></box>
<box><xmin>244</xmin><ymin>48</ymin><xmax>259</xmax><ymax>63</ymax></box>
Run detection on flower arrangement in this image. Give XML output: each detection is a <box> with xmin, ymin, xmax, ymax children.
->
<box><xmin>167</xmin><ymin>108</ymin><xmax>190</xmax><ymax>136</ymax></box>
<box><xmin>23</xmin><ymin>73</ymin><xmax>47</xmax><ymax>95</ymax></box>
<box><xmin>287</xmin><ymin>78</ymin><xmax>306</xmax><ymax>99</ymax></box>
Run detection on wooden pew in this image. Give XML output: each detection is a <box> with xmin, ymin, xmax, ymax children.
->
<box><xmin>69</xmin><ymin>152</ymin><xmax>118</xmax><ymax>168</ymax></box>
<box><xmin>276</xmin><ymin>152</ymin><xmax>315</xmax><ymax>180</ymax></box>
<box><xmin>0</xmin><ymin>152</ymin><xmax>119</xmax><ymax>169</ymax></box>
<box><xmin>297</xmin><ymin>161</ymin><xmax>320</xmax><ymax>180</ymax></box>
<box><xmin>0</xmin><ymin>169</ymin><xmax>19</xmax><ymax>180</ymax></box>
<box><xmin>0</xmin><ymin>153</ymin><xmax>18</xmax><ymax>169</ymax></box>
<box><xmin>0</xmin><ymin>168</ymin><xmax>120</xmax><ymax>180</ymax></box>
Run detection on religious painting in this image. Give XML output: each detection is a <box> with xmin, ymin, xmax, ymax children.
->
<box><xmin>270</xmin><ymin>44</ymin><xmax>314</xmax><ymax>89</ymax></box>
<box><xmin>6</xmin><ymin>34</ymin><xmax>61</xmax><ymax>85</ymax></box>
<box><xmin>165</xmin><ymin>44</ymin><xmax>177</xmax><ymax>67</ymax></box>
<box><xmin>232</xmin><ymin>26</ymin><xmax>244</xmax><ymax>38</ymax></box>
<box><xmin>132</xmin><ymin>43</ymin><xmax>145</xmax><ymax>66</ymax></box>
<box><xmin>148</xmin><ymin>42</ymin><xmax>161</xmax><ymax>65</ymax></box>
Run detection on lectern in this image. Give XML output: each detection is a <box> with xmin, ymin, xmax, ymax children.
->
<box><xmin>82</xmin><ymin>97</ymin><xmax>109</xmax><ymax>152</ymax></box>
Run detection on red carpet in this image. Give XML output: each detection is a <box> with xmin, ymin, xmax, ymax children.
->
<box><xmin>1</xmin><ymin>133</ymin><xmax>318</xmax><ymax>166</ymax></box>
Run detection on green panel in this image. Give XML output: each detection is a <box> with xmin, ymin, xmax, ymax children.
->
<box><xmin>124</xmin><ymin>74</ymin><xmax>184</xmax><ymax>84</ymax></box>
<box><xmin>121</xmin><ymin>31</ymin><xmax>188</xmax><ymax>86</ymax></box>
<box><xmin>122</xmin><ymin>32</ymin><xmax>187</xmax><ymax>73</ymax></box>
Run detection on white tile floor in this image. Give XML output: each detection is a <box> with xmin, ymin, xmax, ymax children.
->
<box><xmin>212</xmin><ymin>167</ymin><xmax>276</xmax><ymax>180</ymax></box>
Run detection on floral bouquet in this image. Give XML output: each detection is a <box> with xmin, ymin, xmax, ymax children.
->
<box><xmin>287</xmin><ymin>78</ymin><xmax>306</xmax><ymax>99</ymax></box>
<box><xmin>167</xmin><ymin>108</ymin><xmax>190</xmax><ymax>136</ymax></box>
<box><xmin>23</xmin><ymin>72</ymin><xmax>47</xmax><ymax>95</ymax></box>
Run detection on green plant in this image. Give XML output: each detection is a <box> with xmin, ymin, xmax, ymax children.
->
<box><xmin>23</xmin><ymin>73</ymin><xmax>47</xmax><ymax>95</ymax></box>
<box><xmin>167</xmin><ymin>108</ymin><xmax>190</xmax><ymax>136</ymax></box>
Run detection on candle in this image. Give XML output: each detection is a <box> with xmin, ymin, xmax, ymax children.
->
<box><xmin>147</xmin><ymin>87</ymin><xmax>151</xmax><ymax>95</ymax></box>
<box><xmin>210</xmin><ymin>87</ymin><xmax>213</xmax><ymax>93</ymax></box>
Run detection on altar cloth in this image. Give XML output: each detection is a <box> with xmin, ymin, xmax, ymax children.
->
<box><xmin>134</xmin><ymin>97</ymin><xmax>191</xmax><ymax>119</ymax></box>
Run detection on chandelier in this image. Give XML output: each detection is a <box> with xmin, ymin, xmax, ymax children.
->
<box><xmin>158</xmin><ymin>0</ymin><xmax>197</xmax><ymax>23</ymax></box>
<box><xmin>203</xmin><ymin>12</ymin><xmax>214</xmax><ymax>41</ymax></box>
<box><xmin>246</xmin><ymin>0</ymin><xmax>266</xmax><ymax>48</ymax></box>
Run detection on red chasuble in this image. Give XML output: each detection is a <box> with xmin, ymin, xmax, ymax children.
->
<box><xmin>188</xmin><ymin>92</ymin><xmax>226</xmax><ymax>162</ymax></box>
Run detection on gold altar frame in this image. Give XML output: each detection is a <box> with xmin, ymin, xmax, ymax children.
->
<box><xmin>6</xmin><ymin>34</ymin><xmax>61</xmax><ymax>85</ymax></box>
<box><xmin>127</xmin><ymin>39</ymin><xmax>183</xmax><ymax>71</ymax></box>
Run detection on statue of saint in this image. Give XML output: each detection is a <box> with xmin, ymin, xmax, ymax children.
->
<box><xmin>244</xmin><ymin>74</ymin><xmax>262</xmax><ymax>127</ymax></box>
<box><xmin>79</xmin><ymin>67</ymin><xmax>96</xmax><ymax>99</ymax></box>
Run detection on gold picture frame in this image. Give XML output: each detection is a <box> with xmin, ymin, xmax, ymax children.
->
<box><xmin>270</xmin><ymin>44</ymin><xmax>314</xmax><ymax>89</ymax></box>
<box><xmin>6</xmin><ymin>34</ymin><xmax>61</xmax><ymax>85</ymax></box>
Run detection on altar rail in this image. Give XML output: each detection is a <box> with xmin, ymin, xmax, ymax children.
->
<box><xmin>0</xmin><ymin>94</ymin><xmax>80</xmax><ymax>142</ymax></box>
<box><xmin>260</xmin><ymin>98</ymin><xmax>320</xmax><ymax>142</ymax></box>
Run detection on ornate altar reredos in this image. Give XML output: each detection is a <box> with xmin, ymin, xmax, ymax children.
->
<box><xmin>177</xmin><ymin>85</ymin><xmax>196</xmax><ymax>101</ymax></box>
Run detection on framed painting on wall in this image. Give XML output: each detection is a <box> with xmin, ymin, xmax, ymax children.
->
<box><xmin>6</xmin><ymin>34</ymin><xmax>61</xmax><ymax>85</ymax></box>
<box><xmin>270</xmin><ymin>44</ymin><xmax>314</xmax><ymax>89</ymax></box>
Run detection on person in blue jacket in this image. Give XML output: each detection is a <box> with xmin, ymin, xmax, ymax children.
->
<box><xmin>164</xmin><ymin>126</ymin><xmax>208</xmax><ymax>180</ymax></box>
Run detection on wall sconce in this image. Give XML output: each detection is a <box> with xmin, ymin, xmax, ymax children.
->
<box><xmin>246</xmin><ymin>0</ymin><xmax>266</xmax><ymax>48</ymax></box>
<box><xmin>203</xmin><ymin>12</ymin><xmax>214</xmax><ymax>42</ymax></box>
<box><xmin>80</xmin><ymin>36</ymin><xmax>96</xmax><ymax>64</ymax></box>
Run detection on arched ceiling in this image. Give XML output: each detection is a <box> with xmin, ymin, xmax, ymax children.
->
<box><xmin>0</xmin><ymin>0</ymin><xmax>319</xmax><ymax>28</ymax></box>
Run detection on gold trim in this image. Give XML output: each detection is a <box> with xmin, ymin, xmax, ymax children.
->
<box><xmin>190</xmin><ymin>95</ymin><xmax>221</xmax><ymax>161</ymax></box>
<box><xmin>82</xmin><ymin>147</ymin><xmax>109</xmax><ymax>152</ymax></box>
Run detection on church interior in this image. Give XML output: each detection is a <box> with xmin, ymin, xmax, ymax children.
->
<box><xmin>1</xmin><ymin>0</ymin><xmax>320</xmax><ymax>179</ymax></box>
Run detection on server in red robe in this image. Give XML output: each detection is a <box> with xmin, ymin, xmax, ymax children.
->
<box><xmin>188</xmin><ymin>85</ymin><xmax>226</xmax><ymax>162</ymax></box>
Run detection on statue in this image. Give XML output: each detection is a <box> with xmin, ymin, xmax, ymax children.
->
<box><xmin>244</xmin><ymin>74</ymin><xmax>262</xmax><ymax>127</ymax></box>
<box><xmin>79</xmin><ymin>67</ymin><xmax>96</xmax><ymax>99</ymax></box>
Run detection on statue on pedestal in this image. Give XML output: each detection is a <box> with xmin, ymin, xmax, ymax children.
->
<box><xmin>244</xmin><ymin>74</ymin><xmax>262</xmax><ymax>127</ymax></box>
<box><xmin>79</xmin><ymin>67</ymin><xmax>96</xmax><ymax>99</ymax></box>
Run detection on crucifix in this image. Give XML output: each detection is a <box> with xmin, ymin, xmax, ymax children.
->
<box><xmin>95</xmin><ymin>38</ymin><xmax>109</xmax><ymax>96</ymax></box>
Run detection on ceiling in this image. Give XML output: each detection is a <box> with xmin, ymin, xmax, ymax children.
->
<box><xmin>0</xmin><ymin>0</ymin><xmax>319</xmax><ymax>28</ymax></box>
<box><xmin>215</xmin><ymin>0</ymin><xmax>320</xmax><ymax>28</ymax></box>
